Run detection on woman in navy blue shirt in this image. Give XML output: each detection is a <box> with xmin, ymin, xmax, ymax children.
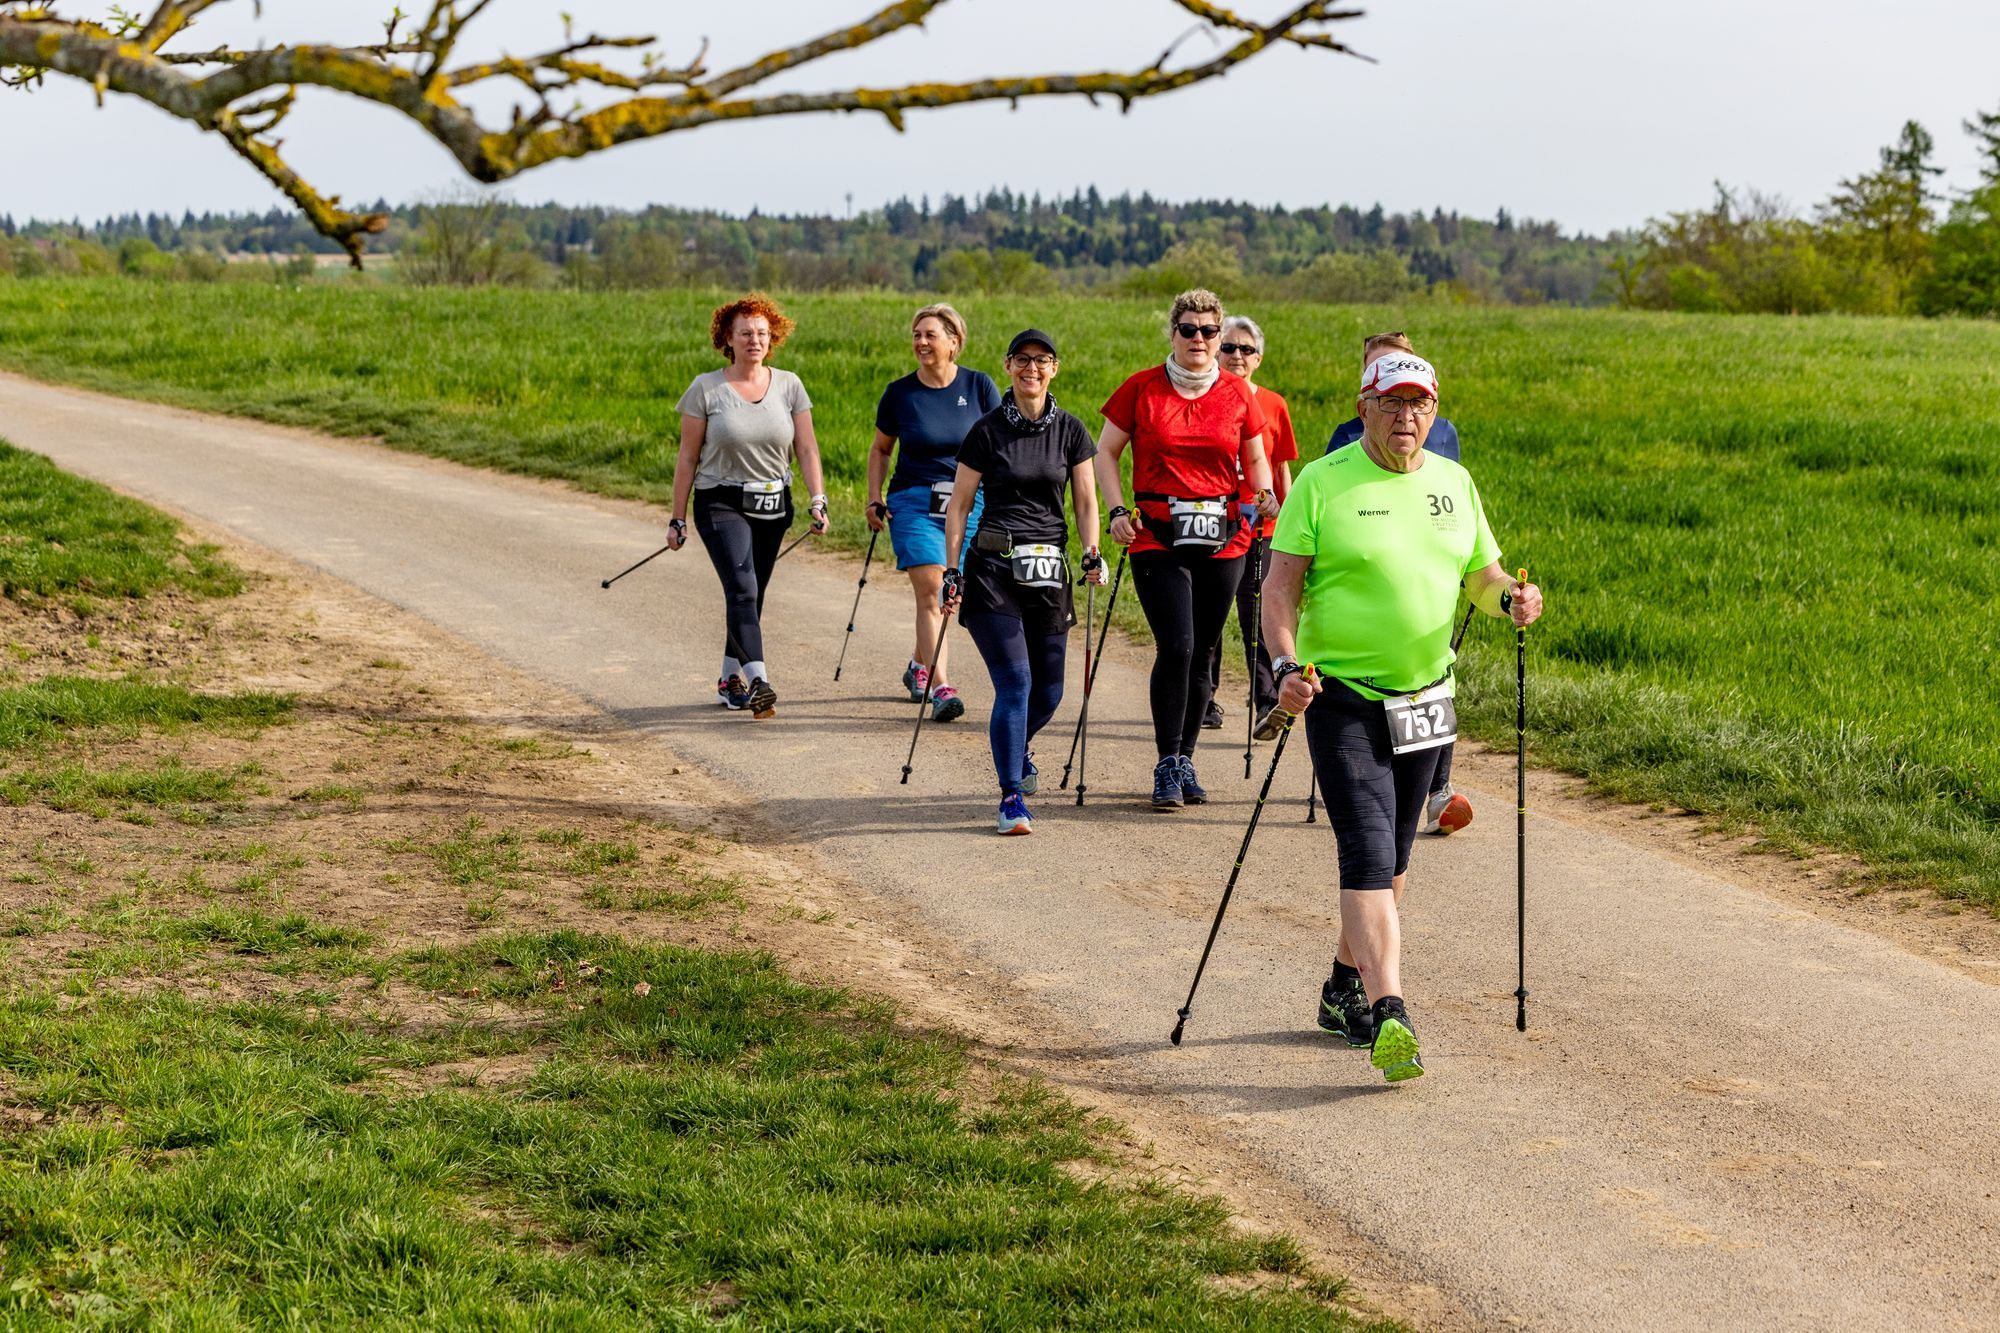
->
<box><xmin>866</xmin><ymin>304</ymin><xmax>1001</xmax><ymax>723</ymax></box>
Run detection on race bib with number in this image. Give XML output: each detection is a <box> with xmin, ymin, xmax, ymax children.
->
<box><xmin>738</xmin><ymin>478</ymin><xmax>788</xmax><ymax>520</ymax></box>
<box><xmin>1167</xmin><ymin>497</ymin><xmax>1228</xmax><ymax>549</ymax></box>
<box><xmin>927</xmin><ymin>480</ymin><xmax>954</xmax><ymax>517</ymax></box>
<box><xmin>1382</xmin><ymin>681</ymin><xmax>1458</xmax><ymax>756</ymax></box>
<box><xmin>1008</xmin><ymin>542</ymin><xmax>1067</xmax><ymax>588</ymax></box>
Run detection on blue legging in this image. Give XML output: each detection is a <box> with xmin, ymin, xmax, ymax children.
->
<box><xmin>964</xmin><ymin>611</ymin><xmax>1068</xmax><ymax>796</ymax></box>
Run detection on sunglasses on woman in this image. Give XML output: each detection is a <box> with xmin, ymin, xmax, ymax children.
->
<box><xmin>1174</xmin><ymin>322</ymin><xmax>1222</xmax><ymax>340</ymax></box>
<box><xmin>1218</xmin><ymin>342</ymin><xmax>1260</xmax><ymax>356</ymax></box>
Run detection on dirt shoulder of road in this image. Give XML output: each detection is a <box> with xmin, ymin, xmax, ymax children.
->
<box><xmin>1</xmin><ymin>522</ymin><xmax>1468</xmax><ymax>1331</ymax></box>
<box><xmin>1445</xmin><ymin>745</ymin><xmax>2000</xmax><ymax>988</ymax></box>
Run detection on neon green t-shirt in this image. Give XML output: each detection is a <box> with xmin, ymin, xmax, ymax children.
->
<box><xmin>1270</xmin><ymin>443</ymin><xmax>1501</xmax><ymax>700</ymax></box>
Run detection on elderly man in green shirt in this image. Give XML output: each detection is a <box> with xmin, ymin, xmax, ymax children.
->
<box><xmin>1262</xmin><ymin>351</ymin><xmax>1544</xmax><ymax>1083</ymax></box>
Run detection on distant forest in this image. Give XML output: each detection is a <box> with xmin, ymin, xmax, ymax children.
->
<box><xmin>11</xmin><ymin>101</ymin><xmax>2000</xmax><ymax>317</ymax></box>
<box><xmin>0</xmin><ymin>190</ymin><xmax>1622</xmax><ymax>306</ymax></box>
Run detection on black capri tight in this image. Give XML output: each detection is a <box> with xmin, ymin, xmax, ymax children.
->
<box><xmin>1129</xmin><ymin>547</ymin><xmax>1245</xmax><ymax>758</ymax></box>
<box><xmin>693</xmin><ymin>490</ymin><xmax>791</xmax><ymax>665</ymax></box>
<box><xmin>1303</xmin><ymin>678</ymin><xmax>1443</xmax><ymax>890</ymax></box>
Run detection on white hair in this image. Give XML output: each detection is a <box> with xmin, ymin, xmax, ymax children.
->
<box><xmin>1223</xmin><ymin>314</ymin><xmax>1265</xmax><ymax>354</ymax></box>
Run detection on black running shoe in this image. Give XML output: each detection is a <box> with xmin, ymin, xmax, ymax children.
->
<box><xmin>1150</xmin><ymin>755</ymin><xmax>1184</xmax><ymax>809</ymax></box>
<box><xmin>1316</xmin><ymin>975</ymin><xmax>1374</xmax><ymax>1048</ymax></box>
<box><xmin>1369</xmin><ymin>998</ymin><xmax>1425</xmax><ymax>1083</ymax></box>
<box><xmin>1176</xmin><ymin>755</ymin><xmax>1209</xmax><ymax>804</ymax></box>
<box><xmin>747</xmin><ymin>677</ymin><xmax>778</xmax><ymax>720</ymax></box>
<box><xmin>1202</xmin><ymin>699</ymin><xmax>1225</xmax><ymax>729</ymax></box>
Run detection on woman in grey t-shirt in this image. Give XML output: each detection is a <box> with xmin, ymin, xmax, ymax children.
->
<box><xmin>665</xmin><ymin>293</ymin><xmax>830</xmax><ymax>720</ymax></box>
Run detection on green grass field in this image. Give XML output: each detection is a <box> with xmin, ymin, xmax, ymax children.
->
<box><xmin>2</xmin><ymin>279</ymin><xmax>1996</xmax><ymax>906</ymax></box>
<box><xmin>0</xmin><ymin>424</ymin><xmax>1386</xmax><ymax>1328</ymax></box>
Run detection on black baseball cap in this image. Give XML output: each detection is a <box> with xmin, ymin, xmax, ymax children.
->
<box><xmin>1006</xmin><ymin>328</ymin><xmax>1059</xmax><ymax>359</ymax></box>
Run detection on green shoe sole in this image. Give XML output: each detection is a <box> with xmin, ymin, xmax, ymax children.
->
<box><xmin>1370</xmin><ymin>1016</ymin><xmax>1425</xmax><ymax>1082</ymax></box>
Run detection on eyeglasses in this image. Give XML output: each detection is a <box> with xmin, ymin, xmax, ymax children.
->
<box><xmin>1008</xmin><ymin>354</ymin><xmax>1057</xmax><ymax>369</ymax></box>
<box><xmin>1174</xmin><ymin>323</ymin><xmax>1222</xmax><ymax>340</ymax></box>
<box><xmin>1219</xmin><ymin>342</ymin><xmax>1261</xmax><ymax>356</ymax></box>
<box><xmin>1366</xmin><ymin>394</ymin><xmax>1437</xmax><ymax>418</ymax></box>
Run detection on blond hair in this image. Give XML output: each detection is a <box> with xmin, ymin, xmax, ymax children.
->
<box><xmin>1361</xmin><ymin>330</ymin><xmax>1414</xmax><ymax>365</ymax></box>
<box><xmin>1166</xmin><ymin>288</ymin><xmax>1225</xmax><ymax>335</ymax></box>
<box><xmin>911</xmin><ymin>303</ymin><xmax>967</xmax><ymax>356</ymax></box>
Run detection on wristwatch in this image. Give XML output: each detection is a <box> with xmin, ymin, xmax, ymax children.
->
<box><xmin>1272</xmin><ymin>654</ymin><xmax>1303</xmax><ymax>686</ymax></box>
<box><xmin>1107</xmin><ymin>505</ymin><xmax>1130</xmax><ymax>521</ymax></box>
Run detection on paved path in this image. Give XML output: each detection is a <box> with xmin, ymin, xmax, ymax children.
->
<box><xmin>6</xmin><ymin>371</ymin><xmax>1997</xmax><ymax>1331</ymax></box>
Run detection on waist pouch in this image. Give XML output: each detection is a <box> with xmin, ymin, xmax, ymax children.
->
<box><xmin>709</xmin><ymin>479</ymin><xmax>792</xmax><ymax>521</ymax></box>
<box><xmin>1136</xmin><ymin>491</ymin><xmax>1238</xmax><ymax>551</ymax></box>
<box><xmin>972</xmin><ymin>525</ymin><xmax>1013</xmax><ymax>556</ymax></box>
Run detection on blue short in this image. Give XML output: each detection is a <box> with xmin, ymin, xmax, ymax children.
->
<box><xmin>887</xmin><ymin>484</ymin><xmax>982</xmax><ymax>571</ymax></box>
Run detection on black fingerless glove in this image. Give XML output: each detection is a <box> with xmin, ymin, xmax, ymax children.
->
<box><xmin>940</xmin><ymin>567</ymin><xmax>963</xmax><ymax>608</ymax></box>
<box><xmin>1081</xmin><ymin>549</ymin><xmax>1104</xmax><ymax>576</ymax></box>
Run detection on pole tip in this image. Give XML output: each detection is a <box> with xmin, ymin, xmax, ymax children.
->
<box><xmin>1169</xmin><ymin>1011</ymin><xmax>1189</xmax><ymax>1045</ymax></box>
<box><xmin>599</xmin><ymin>581</ymin><xmax>610</xmax><ymax>590</ymax></box>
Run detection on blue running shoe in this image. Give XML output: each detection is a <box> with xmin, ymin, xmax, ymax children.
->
<box><xmin>931</xmin><ymin>684</ymin><xmax>965</xmax><ymax>723</ymax></box>
<box><xmin>717</xmin><ymin>675</ymin><xmax>751</xmax><ymax>710</ymax></box>
<box><xmin>1019</xmin><ymin>751</ymin><xmax>1038</xmax><ymax>796</ymax></box>
<box><xmin>1151</xmin><ymin>755</ymin><xmax>1184</xmax><ymax>810</ymax></box>
<box><xmin>901</xmin><ymin>661</ymin><xmax>930</xmax><ymax>703</ymax></box>
<box><xmin>1177</xmin><ymin>754</ymin><xmax>1209</xmax><ymax>804</ymax></box>
<box><xmin>997</xmin><ymin>792</ymin><xmax>1033</xmax><ymax>835</ymax></box>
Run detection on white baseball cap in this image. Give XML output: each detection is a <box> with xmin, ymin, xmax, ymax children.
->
<box><xmin>1361</xmin><ymin>352</ymin><xmax>1439</xmax><ymax>397</ymax></box>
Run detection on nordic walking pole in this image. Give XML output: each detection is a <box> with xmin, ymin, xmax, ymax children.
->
<box><xmin>1244</xmin><ymin>538</ymin><xmax>1262</xmax><ymax>779</ymax></box>
<box><xmin>1171</xmin><ymin>668</ymin><xmax>1315</xmax><ymax>1046</ymax></box>
<box><xmin>1514</xmin><ymin>567</ymin><xmax>1529</xmax><ymax>1032</ymax></box>
<box><xmin>774</xmin><ymin>530</ymin><xmax>813</xmax><ymax>563</ymax></box>
<box><xmin>1075</xmin><ymin>572</ymin><xmax>1095</xmax><ymax>806</ymax></box>
<box><xmin>899</xmin><ymin>605</ymin><xmax>953</xmax><ymax>785</ymax></box>
<box><xmin>600</xmin><ymin>542</ymin><xmax>672</xmax><ymax>589</ymax></box>
<box><xmin>1305</xmin><ymin>759</ymin><xmax>1318</xmax><ymax>822</ymax></box>
<box><xmin>832</xmin><ymin>530</ymin><xmax>879</xmax><ymax>682</ymax></box>
<box><xmin>1060</xmin><ymin>549</ymin><xmax>1126</xmax><ymax>793</ymax></box>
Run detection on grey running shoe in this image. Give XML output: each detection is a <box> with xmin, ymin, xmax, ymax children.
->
<box><xmin>1420</xmin><ymin>784</ymin><xmax>1473</xmax><ymax>836</ymax></box>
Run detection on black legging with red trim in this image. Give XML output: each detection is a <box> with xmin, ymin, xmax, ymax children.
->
<box><xmin>1130</xmin><ymin>546</ymin><xmax>1245</xmax><ymax>758</ymax></box>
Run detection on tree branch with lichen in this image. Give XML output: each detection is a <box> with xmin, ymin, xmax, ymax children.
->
<box><xmin>0</xmin><ymin>0</ymin><xmax>1365</xmax><ymax>267</ymax></box>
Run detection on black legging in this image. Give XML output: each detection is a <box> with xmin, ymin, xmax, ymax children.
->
<box><xmin>963</xmin><ymin>611</ymin><xmax>1068</xmax><ymax>796</ymax></box>
<box><xmin>1130</xmin><ymin>547</ymin><xmax>1245</xmax><ymax>758</ymax></box>
<box><xmin>693</xmin><ymin>490</ymin><xmax>790</xmax><ymax>666</ymax></box>
<box><xmin>1208</xmin><ymin>534</ymin><xmax>1277</xmax><ymax>715</ymax></box>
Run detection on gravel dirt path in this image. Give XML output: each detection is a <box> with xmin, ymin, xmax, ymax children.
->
<box><xmin>7</xmin><ymin>371</ymin><xmax>1998</xmax><ymax>1331</ymax></box>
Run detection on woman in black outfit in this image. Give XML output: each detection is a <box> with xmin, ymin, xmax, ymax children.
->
<box><xmin>941</xmin><ymin>329</ymin><xmax>1104</xmax><ymax>835</ymax></box>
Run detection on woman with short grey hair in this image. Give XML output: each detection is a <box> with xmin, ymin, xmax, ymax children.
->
<box><xmin>1211</xmin><ymin>313</ymin><xmax>1298</xmax><ymax>727</ymax></box>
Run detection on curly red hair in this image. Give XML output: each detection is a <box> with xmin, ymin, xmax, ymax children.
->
<box><xmin>709</xmin><ymin>292</ymin><xmax>796</xmax><ymax>362</ymax></box>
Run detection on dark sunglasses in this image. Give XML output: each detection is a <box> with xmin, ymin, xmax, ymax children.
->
<box><xmin>1174</xmin><ymin>322</ymin><xmax>1222</xmax><ymax>340</ymax></box>
<box><xmin>1219</xmin><ymin>342</ymin><xmax>1260</xmax><ymax>356</ymax></box>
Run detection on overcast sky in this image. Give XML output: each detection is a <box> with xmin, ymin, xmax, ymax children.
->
<box><xmin>4</xmin><ymin>0</ymin><xmax>1997</xmax><ymax>234</ymax></box>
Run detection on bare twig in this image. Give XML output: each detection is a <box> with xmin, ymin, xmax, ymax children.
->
<box><xmin>0</xmin><ymin>1</ymin><xmax>1365</xmax><ymax>263</ymax></box>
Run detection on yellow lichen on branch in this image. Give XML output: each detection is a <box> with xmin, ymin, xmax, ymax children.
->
<box><xmin>0</xmin><ymin>1</ymin><xmax>1364</xmax><ymax>260</ymax></box>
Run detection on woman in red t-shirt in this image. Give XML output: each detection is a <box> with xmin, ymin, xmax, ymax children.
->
<box><xmin>1095</xmin><ymin>288</ymin><xmax>1276</xmax><ymax>810</ymax></box>
<box><xmin>1207</xmin><ymin>314</ymin><xmax>1298</xmax><ymax>725</ymax></box>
